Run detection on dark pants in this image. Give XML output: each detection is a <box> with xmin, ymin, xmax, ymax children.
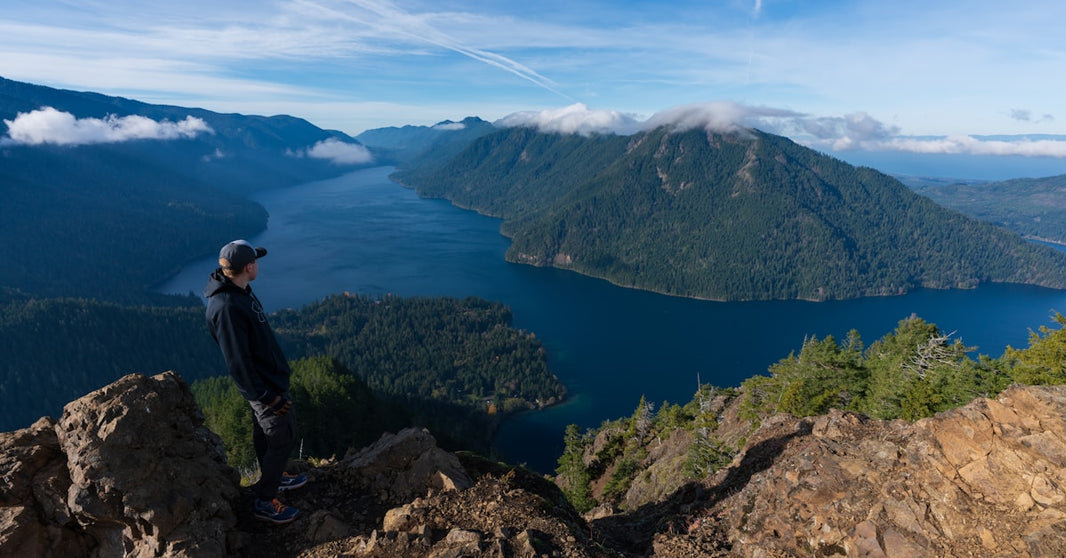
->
<box><xmin>249</xmin><ymin>397</ymin><xmax>297</xmax><ymax>502</ymax></box>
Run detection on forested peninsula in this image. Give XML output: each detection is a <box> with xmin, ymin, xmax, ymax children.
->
<box><xmin>395</xmin><ymin>126</ymin><xmax>1066</xmax><ymax>301</ymax></box>
<box><xmin>0</xmin><ymin>293</ymin><xmax>563</xmax><ymax>455</ymax></box>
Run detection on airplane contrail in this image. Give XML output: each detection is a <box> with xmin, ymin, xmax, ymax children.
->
<box><xmin>300</xmin><ymin>0</ymin><xmax>574</xmax><ymax>101</ymax></box>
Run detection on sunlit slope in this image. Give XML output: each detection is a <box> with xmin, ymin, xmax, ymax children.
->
<box><xmin>399</xmin><ymin>126</ymin><xmax>1066</xmax><ymax>301</ymax></box>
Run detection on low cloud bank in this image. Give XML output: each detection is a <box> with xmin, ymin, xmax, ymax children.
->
<box><xmin>494</xmin><ymin>102</ymin><xmax>802</xmax><ymax>136</ymax></box>
<box><xmin>496</xmin><ymin>102</ymin><xmax>1066</xmax><ymax>158</ymax></box>
<box><xmin>495</xmin><ymin>104</ymin><xmax>642</xmax><ymax>136</ymax></box>
<box><xmin>849</xmin><ymin>136</ymin><xmax>1066</xmax><ymax>157</ymax></box>
<box><xmin>294</xmin><ymin>138</ymin><xmax>374</xmax><ymax>164</ymax></box>
<box><xmin>2</xmin><ymin>107</ymin><xmax>212</xmax><ymax>146</ymax></box>
<box><xmin>432</xmin><ymin>122</ymin><xmax>466</xmax><ymax>131</ymax></box>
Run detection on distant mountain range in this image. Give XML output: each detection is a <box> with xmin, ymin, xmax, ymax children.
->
<box><xmin>911</xmin><ymin>175</ymin><xmax>1066</xmax><ymax>245</ymax></box>
<box><xmin>394</xmin><ymin>126</ymin><xmax>1066</xmax><ymax>301</ymax></box>
<box><xmin>0</xmin><ymin>76</ymin><xmax>375</xmax><ymax>302</ymax></box>
<box><xmin>356</xmin><ymin>116</ymin><xmax>495</xmax><ymax>168</ymax></box>
<box><xmin>4</xmin><ymin>74</ymin><xmax>1066</xmax><ymax>305</ymax></box>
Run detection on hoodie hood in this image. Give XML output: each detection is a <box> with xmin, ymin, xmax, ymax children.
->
<box><xmin>203</xmin><ymin>268</ymin><xmax>243</xmax><ymax>299</ymax></box>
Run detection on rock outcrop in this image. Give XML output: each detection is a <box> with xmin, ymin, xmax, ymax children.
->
<box><xmin>244</xmin><ymin>429</ymin><xmax>606</xmax><ymax>557</ymax></box>
<box><xmin>634</xmin><ymin>384</ymin><xmax>1066</xmax><ymax>557</ymax></box>
<box><xmin>0</xmin><ymin>372</ymin><xmax>239</xmax><ymax>557</ymax></box>
<box><xmin>0</xmin><ymin>416</ymin><xmax>92</xmax><ymax>557</ymax></box>
<box><xmin>4</xmin><ymin>372</ymin><xmax>1066</xmax><ymax>557</ymax></box>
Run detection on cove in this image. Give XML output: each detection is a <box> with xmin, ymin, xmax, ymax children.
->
<box><xmin>159</xmin><ymin>166</ymin><xmax>1066</xmax><ymax>473</ymax></box>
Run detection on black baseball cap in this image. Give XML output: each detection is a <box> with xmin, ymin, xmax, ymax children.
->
<box><xmin>219</xmin><ymin>240</ymin><xmax>267</xmax><ymax>271</ymax></box>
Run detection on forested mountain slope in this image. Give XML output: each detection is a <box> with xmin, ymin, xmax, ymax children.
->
<box><xmin>397</xmin><ymin>126</ymin><xmax>1066</xmax><ymax>301</ymax></box>
<box><xmin>0</xmin><ymin>76</ymin><xmax>373</xmax><ymax>301</ymax></box>
<box><xmin>0</xmin><ymin>293</ymin><xmax>561</xmax><ymax>452</ymax></box>
<box><xmin>911</xmin><ymin>173</ymin><xmax>1066</xmax><ymax>244</ymax></box>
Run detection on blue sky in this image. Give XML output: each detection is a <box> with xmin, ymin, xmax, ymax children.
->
<box><xmin>3</xmin><ymin>0</ymin><xmax>1066</xmax><ymax>174</ymax></box>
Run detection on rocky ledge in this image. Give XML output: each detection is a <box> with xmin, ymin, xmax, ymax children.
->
<box><xmin>2</xmin><ymin>372</ymin><xmax>1065</xmax><ymax>557</ymax></box>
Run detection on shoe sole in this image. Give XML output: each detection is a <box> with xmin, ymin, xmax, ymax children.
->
<box><xmin>254</xmin><ymin>511</ymin><xmax>299</xmax><ymax>525</ymax></box>
<box><xmin>278</xmin><ymin>478</ymin><xmax>308</xmax><ymax>492</ymax></box>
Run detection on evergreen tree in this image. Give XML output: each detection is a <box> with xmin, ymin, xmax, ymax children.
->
<box><xmin>555</xmin><ymin>424</ymin><xmax>594</xmax><ymax>513</ymax></box>
<box><xmin>1004</xmin><ymin>312</ymin><xmax>1066</xmax><ymax>385</ymax></box>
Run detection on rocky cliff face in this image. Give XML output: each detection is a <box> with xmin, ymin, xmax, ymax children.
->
<box><xmin>603</xmin><ymin>384</ymin><xmax>1066</xmax><ymax>557</ymax></box>
<box><xmin>0</xmin><ymin>372</ymin><xmax>238</xmax><ymax>557</ymax></box>
<box><xmin>2</xmin><ymin>372</ymin><xmax>1065</xmax><ymax>557</ymax></box>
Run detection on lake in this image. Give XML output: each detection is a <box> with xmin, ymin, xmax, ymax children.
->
<box><xmin>159</xmin><ymin>166</ymin><xmax>1066</xmax><ymax>473</ymax></box>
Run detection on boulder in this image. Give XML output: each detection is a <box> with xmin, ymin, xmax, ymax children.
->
<box><xmin>340</xmin><ymin>428</ymin><xmax>472</xmax><ymax>504</ymax></box>
<box><xmin>0</xmin><ymin>417</ymin><xmax>92</xmax><ymax>557</ymax></box>
<box><xmin>1</xmin><ymin>372</ymin><xmax>241</xmax><ymax>557</ymax></box>
<box><xmin>55</xmin><ymin>371</ymin><xmax>240</xmax><ymax>557</ymax></box>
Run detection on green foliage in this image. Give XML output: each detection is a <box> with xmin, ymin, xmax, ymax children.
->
<box><xmin>601</xmin><ymin>457</ymin><xmax>640</xmax><ymax>505</ymax></box>
<box><xmin>654</xmin><ymin>401</ymin><xmax>691</xmax><ymax>430</ymax></box>
<box><xmin>399</xmin><ymin>127</ymin><xmax>1066</xmax><ymax>301</ymax></box>
<box><xmin>0</xmin><ymin>296</ymin><xmax>225</xmax><ymax>431</ymax></box>
<box><xmin>193</xmin><ymin>356</ymin><xmax>395</xmax><ymax>468</ymax></box>
<box><xmin>269</xmin><ymin>293</ymin><xmax>564</xmax><ymax>453</ymax></box>
<box><xmin>684</xmin><ymin>431</ymin><xmax>733</xmax><ymax>478</ymax></box>
<box><xmin>0</xmin><ymin>144</ymin><xmax>268</xmax><ymax>303</ymax></box>
<box><xmin>738</xmin><ymin>315</ymin><xmax>1014</xmax><ymax>422</ymax></box>
<box><xmin>555</xmin><ymin>424</ymin><xmax>594</xmax><ymax>513</ymax></box>
<box><xmin>1</xmin><ymin>292</ymin><xmax>556</xmax><ymax>459</ymax></box>
<box><xmin>192</xmin><ymin>376</ymin><xmax>255</xmax><ymax>467</ymax></box>
<box><xmin>626</xmin><ymin>395</ymin><xmax>654</xmax><ymax>444</ymax></box>
<box><xmin>272</xmin><ymin>294</ymin><xmax>566</xmax><ymax>411</ymax></box>
<box><xmin>555</xmin><ymin>314</ymin><xmax>1063</xmax><ymax>511</ymax></box>
<box><xmin>769</xmin><ymin>331</ymin><xmax>866</xmax><ymax>417</ymax></box>
<box><xmin>289</xmin><ymin>356</ymin><xmax>380</xmax><ymax>460</ymax></box>
<box><xmin>1003</xmin><ymin>312</ymin><xmax>1066</xmax><ymax>384</ymax></box>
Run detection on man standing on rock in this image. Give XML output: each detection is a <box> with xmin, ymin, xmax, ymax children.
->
<box><xmin>204</xmin><ymin>240</ymin><xmax>308</xmax><ymax>525</ymax></box>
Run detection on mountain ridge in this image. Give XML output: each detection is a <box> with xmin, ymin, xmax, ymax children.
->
<box><xmin>396</xmin><ymin>126</ymin><xmax>1066</xmax><ymax>301</ymax></box>
<box><xmin>0</xmin><ymin>76</ymin><xmax>375</xmax><ymax>302</ymax></box>
<box><xmin>911</xmin><ymin>173</ymin><xmax>1066</xmax><ymax>244</ymax></box>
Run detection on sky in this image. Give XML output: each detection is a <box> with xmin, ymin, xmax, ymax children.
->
<box><xmin>3</xmin><ymin>0</ymin><xmax>1066</xmax><ymax>176</ymax></box>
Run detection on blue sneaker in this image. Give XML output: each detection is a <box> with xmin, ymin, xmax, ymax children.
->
<box><xmin>254</xmin><ymin>498</ymin><xmax>299</xmax><ymax>524</ymax></box>
<box><xmin>278</xmin><ymin>472</ymin><xmax>308</xmax><ymax>492</ymax></box>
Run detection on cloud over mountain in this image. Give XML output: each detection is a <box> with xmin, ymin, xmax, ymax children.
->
<box><xmin>641</xmin><ymin>102</ymin><xmax>803</xmax><ymax>134</ymax></box>
<box><xmin>432</xmin><ymin>122</ymin><xmax>467</xmax><ymax>131</ymax></box>
<box><xmin>495</xmin><ymin>104</ymin><xmax>641</xmax><ymax>136</ymax></box>
<box><xmin>296</xmin><ymin>138</ymin><xmax>374</xmax><ymax>164</ymax></box>
<box><xmin>1</xmin><ymin>107</ymin><xmax>212</xmax><ymax>146</ymax></box>
<box><xmin>497</xmin><ymin>102</ymin><xmax>1066</xmax><ymax>158</ymax></box>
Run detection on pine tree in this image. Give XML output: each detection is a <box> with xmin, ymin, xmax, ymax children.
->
<box><xmin>555</xmin><ymin>424</ymin><xmax>594</xmax><ymax>513</ymax></box>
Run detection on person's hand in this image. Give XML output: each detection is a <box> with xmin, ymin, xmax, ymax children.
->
<box><xmin>269</xmin><ymin>395</ymin><xmax>292</xmax><ymax>416</ymax></box>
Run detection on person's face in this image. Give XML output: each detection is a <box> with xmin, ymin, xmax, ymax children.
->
<box><xmin>245</xmin><ymin>259</ymin><xmax>259</xmax><ymax>281</ymax></box>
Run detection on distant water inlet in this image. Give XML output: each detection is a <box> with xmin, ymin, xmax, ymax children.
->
<box><xmin>160</xmin><ymin>167</ymin><xmax>1066</xmax><ymax>473</ymax></box>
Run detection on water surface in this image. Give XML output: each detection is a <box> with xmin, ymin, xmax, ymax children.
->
<box><xmin>160</xmin><ymin>166</ymin><xmax>1066</xmax><ymax>472</ymax></box>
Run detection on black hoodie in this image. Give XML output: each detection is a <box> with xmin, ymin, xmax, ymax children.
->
<box><xmin>203</xmin><ymin>269</ymin><xmax>291</xmax><ymax>404</ymax></box>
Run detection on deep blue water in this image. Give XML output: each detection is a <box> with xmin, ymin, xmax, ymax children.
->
<box><xmin>159</xmin><ymin>166</ymin><xmax>1066</xmax><ymax>473</ymax></box>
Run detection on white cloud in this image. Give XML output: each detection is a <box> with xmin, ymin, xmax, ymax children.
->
<box><xmin>496</xmin><ymin>101</ymin><xmax>802</xmax><ymax>136</ymax></box>
<box><xmin>496</xmin><ymin>101</ymin><xmax>1066</xmax><ymax>159</ymax></box>
<box><xmin>867</xmin><ymin>136</ymin><xmax>1066</xmax><ymax>158</ymax></box>
<box><xmin>641</xmin><ymin>101</ymin><xmax>803</xmax><ymax>134</ymax></box>
<box><xmin>2</xmin><ymin>107</ymin><xmax>213</xmax><ymax>146</ymax></box>
<box><xmin>299</xmin><ymin>138</ymin><xmax>374</xmax><ymax>164</ymax></box>
<box><xmin>494</xmin><ymin>103</ymin><xmax>641</xmax><ymax>135</ymax></box>
<box><xmin>432</xmin><ymin>122</ymin><xmax>467</xmax><ymax>131</ymax></box>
